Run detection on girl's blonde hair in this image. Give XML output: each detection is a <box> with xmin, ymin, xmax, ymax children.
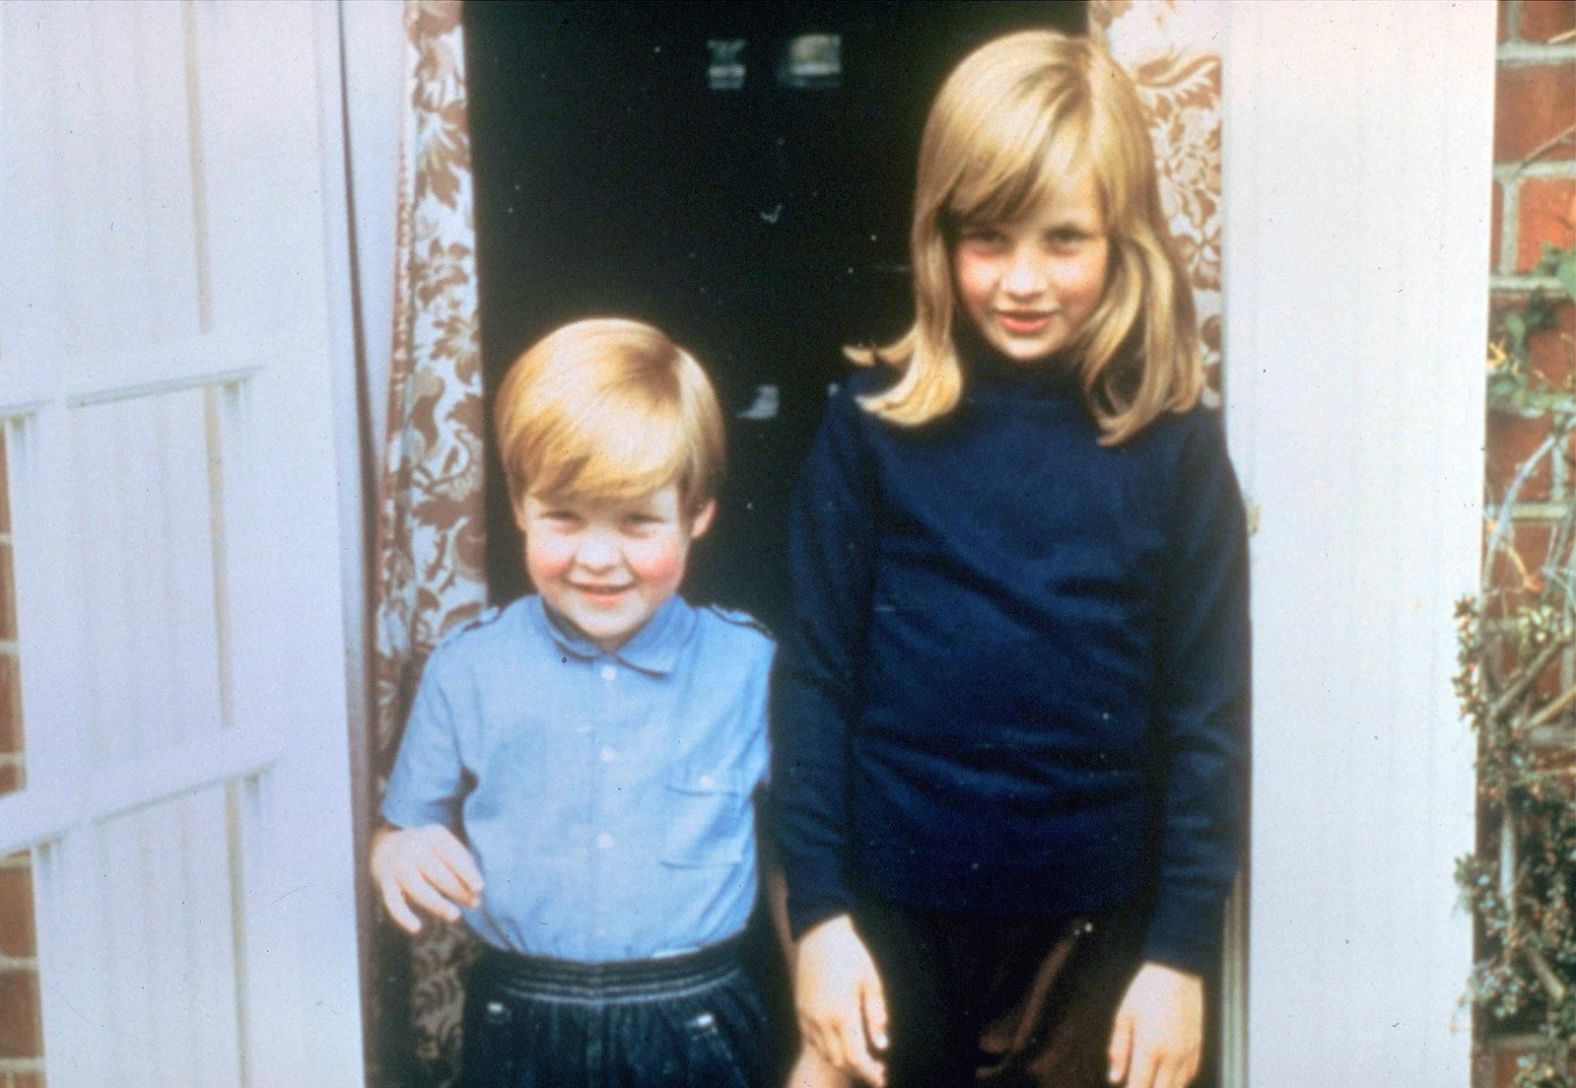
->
<box><xmin>495</xmin><ymin>318</ymin><xmax>724</xmax><ymax>520</ymax></box>
<box><xmin>853</xmin><ymin>30</ymin><xmax>1202</xmax><ymax>444</ymax></box>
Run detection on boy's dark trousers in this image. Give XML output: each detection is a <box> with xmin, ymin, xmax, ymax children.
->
<box><xmin>852</xmin><ymin>896</ymin><xmax>1149</xmax><ymax>1088</ymax></box>
<box><xmin>460</xmin><ymin>934</ymin><xmax>770</xmax><ymax>1088</ymax></box>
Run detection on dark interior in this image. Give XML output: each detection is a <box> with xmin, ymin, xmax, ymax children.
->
<box><xmin>465</xmin><ymin>0</ymin><xmax>1087</xmax><ymax>631</ymax></box>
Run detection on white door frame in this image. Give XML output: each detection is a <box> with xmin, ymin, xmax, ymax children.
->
<box><xmin>1220</xmin><ymin>3</ymin><xmax>1494</xmax><ymax>1083</ymax></box>
<box><xmin>0</xmin><ymin>3</ymin><xmax>367</xmax><ymax>1084</ymax></box>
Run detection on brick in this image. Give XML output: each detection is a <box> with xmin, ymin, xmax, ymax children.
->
<box><xmin>0</xmin><ymin>655</ymin><xmax>20</xmax><ymax>757</ymax></box>
<box><xmin>1499</xmin><ymin>0</ymin><xmax>1512</xmax><ymax>43</ymax></box>
<box><xmin>1529</xmin><ymin>299</ymin><xmax>1576</xmax><ymax>386</ymax></box>
<box><xmin>0</xmin><ymin>864</ymin><xmax>35</xmax><ymax>959</ymax></box>
<box><xmin>12</xmin><ymin>1072</ymin><xmax>46</xmax><ymax>1088</ymax></box>
<box><xmin>1485</xmin><ymin>408</ymin><xmax>1554</xmax><ymax>501</ymax></box>
<box><xmin>1493</xmin><ymin>521</ymin><xmax>1558</xmax><ymax>602</ymax></box>
<box><xmin>0</xmin><ymin>545</ymin><xmax>14</xmax><ymax>642</ymax></box>
<box><xmin>0</xmin><ymin>561</ymin><xmax>10</xmax><ymax>645</ymax></box>
<box><xmin>0</xmin><ymin>969</ymin><xmax>43</xmax><ymax>1058</ymax></box>
<box><xmin>1495</xmin><ymin>63</ymin><xmax>1576</xmax><ymax>163</ymax></box>
<box><xmin>0</xmin><ymin>761</ymin><xmax>22</xmax><ymax>797</ymax></box>
<box><xmin>0</xmin><ymin>436</ymin><xmax>9</xmax><ymax>535</ymax></box>
<box><xmin>1515</xmin><ymin>177</ymin><xmax>1576</xmax><ymax>271</ymax></box>
<box><xmin>1483</xmin><ymin>1036</ymin><xmax>1576</xmax><ymax>1088</ymax></box>
<box><xmin>1484</xmin><ymin>519</ymin><xmax>1556</xmax><ymax>610</ymax></box>
<box><xmin>1494</xmin><ymin>292</ymin><xmax>1576</xmax><ymax>386</ymax></box>
<box><xmin>1490</xmin><ymin>1039</ymin><xmax>1531</xmax><ymax>1088</ymax></box>
<box><xmin>1485</xmin><ymin>526</ymin><xmax>1561</xmax><ymax>618</ymax></box>
<box><xmin>1515</xmin><ymin>519</ymin><xmax>1556</xmax><ymax>572</ymax></box>
<box><xmin>1520</xmin><ymin>0</ymin><xmax>1576</xmax><ymax>42</ymax></box>
<box><xmin>1493</xmin><ymin>180</ymin><xmax>1505</xmax><ymax>272</ymax></box>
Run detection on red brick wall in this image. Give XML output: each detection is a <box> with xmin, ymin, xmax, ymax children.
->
<box><xmin>0</xmin><ymin>441</ymin><xmax>44</xmax><ymax>1088</ymax></box>
<box><xmin>1483</xmin><ymin>2</ymin><xmax>1575</xmax><ymax>1085</ymax></box>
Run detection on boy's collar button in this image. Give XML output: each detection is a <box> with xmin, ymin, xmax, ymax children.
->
<box><xmin>600</xmin><ymin>664</ymin><xmax>617</xmax><ymax>682</ymax></box>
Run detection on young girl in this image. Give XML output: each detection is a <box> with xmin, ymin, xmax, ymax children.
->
<box><xmin>772</xmin><ymin>31</ymin><xmax>1249</xmax><ymax>1088</ymax></box>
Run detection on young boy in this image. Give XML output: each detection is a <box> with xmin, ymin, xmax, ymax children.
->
<box><xmin>373</xmin><ymin>318</ymin><xmax>777</xmax><ymax>1087</ymax></box>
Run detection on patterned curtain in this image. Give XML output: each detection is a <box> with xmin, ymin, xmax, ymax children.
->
<box><xmin>1090</xmin><ymin>0</ymin><xmax>1224</xmax><ymax>397</ymax></box>
<box><xmin>1088</xmin><ymin>6</ymin><xmax>1243</xmax><ymax>1081</ymax></box>
<box><xmin>369</xmin><ymin>2</ymin><xmax>485</xmax><ymax>1085</ymax></box>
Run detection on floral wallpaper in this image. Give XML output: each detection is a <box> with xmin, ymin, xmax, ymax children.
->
<box><xmin>1091</xmin><ymin>0</ymin><xmax>1225</xmax><ymax>396</ymax></box>
<box><xmin>370</xmin><ymin>2</ymin><xmax>484</xmax><ymax>1085</ymax></box>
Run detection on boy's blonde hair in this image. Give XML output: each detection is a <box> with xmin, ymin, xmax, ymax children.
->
<box><xmin>495</xmin><ymin>318</ymin><xmax>724</xmax><ymax>519</ymax></box>
<box><xmin>852</xmin><ymin>30</ymin><xmax>1202</xmax><ymax>445</ymax></box>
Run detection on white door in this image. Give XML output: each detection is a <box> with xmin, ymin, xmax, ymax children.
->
<box><xmin>1220</xmin><ymin>2</ymin><xmax>1492</xmax><ymax>1083</ymax></box>
<box><xmin>0</xmin><ymin>3</ymin><xmax>364</xmax><ymax>1085</ymax></box>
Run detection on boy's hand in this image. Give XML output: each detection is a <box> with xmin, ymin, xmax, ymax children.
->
<box><xmin>1107</xmin><ymin>962</ymin><xmax>1203</xmax><ymax>1088</ymax></box>
<box><xmin>795</xmin><ymin>914</ymin><xmax>888</xmax><ymax>1087</ymax></box>
<box><xmin>786</xmin><ymin>1044</ymin><xmax>856</xmax><ymax>1088</ymax></box>
<box><xmin>369</xmin><ymin>824</ymin><xmax>484</xmax><ymax>934</ymax></box>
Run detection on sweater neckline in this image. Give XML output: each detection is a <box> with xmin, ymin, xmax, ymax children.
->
<box><xmin>955</xmin><ymin>325</ymin><xmax>1084</xmax><ymax>400</ymax></box>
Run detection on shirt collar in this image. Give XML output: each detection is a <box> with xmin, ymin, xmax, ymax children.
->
<box><xmin>528</xmin><ymin>594</ymin><xmax>696</xmax><ymax>675</ymax></box>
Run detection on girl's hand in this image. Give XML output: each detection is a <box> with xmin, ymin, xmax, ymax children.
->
<box><xmin>786</xmin><ymin>1044</ymin><xmax>856</xmax><ymax>1088</ymax></box>
<box><xmin>369</xmin><ymin>824</ymin><xmax>484</xmax><ymax>934</ymax></box>
<box><xmin>1107</xmin><ymin>962</ymin><xmax>1203</xmax><ymax>1088</ymax></box>
<box><xmin>795</xmin><ymin>914</ymin><xmax>889</xmax><ymax>1086</ymax></box>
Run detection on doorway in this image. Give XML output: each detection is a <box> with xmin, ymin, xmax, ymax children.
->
<box><xmin>465</xmin><ymin>0</ymin><xmax>1086</xmax><ymax>630</ymax></box>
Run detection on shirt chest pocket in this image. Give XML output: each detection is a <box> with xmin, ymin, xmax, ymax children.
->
<box><xmin>660</xmin><ymin>765</ymin><xmax>755</xmax><ymax>868</ymax></box>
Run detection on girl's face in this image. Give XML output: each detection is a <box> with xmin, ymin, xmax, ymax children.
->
<box><xmin>951</xmin><ymin>167</ymin><xmax>1110</xmax><ymax>364</ymax></box>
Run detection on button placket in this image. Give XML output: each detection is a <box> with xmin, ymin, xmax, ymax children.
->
<box><xmin>589</xmin><ymin>654</ymin><xmax>618</xmax><ymax>946</ymax></box>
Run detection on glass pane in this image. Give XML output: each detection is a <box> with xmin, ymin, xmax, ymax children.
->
<box><xmin>70</xmin><ymin>388</ymin><xmax>227</xmax><ymax>768</ymax></box>
<box><xmin>0</xmin><ymin>429</ymin><xmax>24</xmax><ymax>799</ymax></box>
<box><xmin>0</xmin><ymin>849</ymin><xmax>46</xmax><ymax>1087</ymax></box>
<box><xmin>91</xmin><ymin>785</ymin><xmax>243</xmax><ymax>1087</ymax></box>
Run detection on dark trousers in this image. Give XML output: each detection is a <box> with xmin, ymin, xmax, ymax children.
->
<box><xmin>852</xmin><ymin>896</ymin><xmax>1146</xmax><ymax>1088</ymax></box>
<box><xmin>460</xmin><ymin>935</ymin><xmax>771</xmax><ymax>1088</ymax></box>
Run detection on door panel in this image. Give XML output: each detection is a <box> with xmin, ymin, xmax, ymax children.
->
<box><xmin>0</xmin><ymin>3</ymin><xmax>364</xmax><ymax>1085</ymax></box>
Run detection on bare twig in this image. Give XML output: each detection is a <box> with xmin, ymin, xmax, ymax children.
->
<box><xmin>1483</xmin><ymin>432</ymin><xmax>1563</xmax><ymax>585</ymax></box>
<box><xmin>1523</xmin><ymin>681</ymin><xmax>1576</xmax><ymax>732</ymax></box>
<box><xmin>1524</xmin><ymin>944</ymin><xmax>1571</xmax><ymax>1006</ymax></box>
<box><xmin>1487</xmin><ymin>634</ymin><xmax>1572</xmax><ymax>722</ymax></box>
<box><xmin>1513</xmin><ymin>122</ymin><xmax>1576</xmax><ymax>174</ymax></box>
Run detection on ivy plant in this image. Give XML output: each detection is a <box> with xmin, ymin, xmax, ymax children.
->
<box><xmin>1457</xmin><ymin>242</ymin><xmax>1576</xmax><ymax>1088</ymax></box>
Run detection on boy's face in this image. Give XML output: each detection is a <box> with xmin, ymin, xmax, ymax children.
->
<box><xmin>516</xmin><ymin>483</ymin><xmax>714</xmax><ymax>652</ymax></box>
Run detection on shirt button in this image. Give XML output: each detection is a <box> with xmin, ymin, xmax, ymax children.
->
<box><xmin>697</xmin><ymin>774</ymin><xmax>715</xmax><ymax>789</ymax></box>
<box><xmin>600</xmin><ymin>664</ymin><xmax>616</xmax><ymax>682</ymax></box>
<box><xmin>600</xmin><ymin>746</ymin><xmax>618</xmax><ymax>764</ymax></box>
<box><xmin>597</xmin><ymin>832</ymin><xmax>615</xmax><ymax>850</ymax></box>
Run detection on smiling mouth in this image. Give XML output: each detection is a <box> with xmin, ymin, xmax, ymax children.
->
<box><xmin>996</xmin><ymin>310</ymin><xmax>1057</xmax><ymax>334</ymax></box>
<box><xmin>571</xmin><ymin>583</ymin><xmax>634</xmax><ymax>603</ymax></box>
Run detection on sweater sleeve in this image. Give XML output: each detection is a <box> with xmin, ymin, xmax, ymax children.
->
<box><xmin>1143</xmin><ymin>409</ymin><xmax>1252</xmax><ymax>975</ymax></box>
<box><xmin>770</xmin><ymin>381</ymin><xmax>878</xmax><ymax>938</ymax></box>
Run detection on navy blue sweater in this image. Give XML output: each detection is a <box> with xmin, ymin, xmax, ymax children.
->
<box><xmin>770</xmin><ymin>344</ymin><xmax>1250</xmax><ymax>975</ymax></box>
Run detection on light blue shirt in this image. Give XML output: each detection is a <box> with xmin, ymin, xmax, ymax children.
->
<box><xmin>381</xmin><ymin>594</ymin><xmax>773</xmax><ymax>962</ymax></box>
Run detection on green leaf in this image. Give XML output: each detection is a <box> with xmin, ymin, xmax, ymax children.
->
<box><xmin>1506</xmin><ymin>311</ymin><xmax>1528</xmax><ymax>347</ymax></box>
<box><xmin>1557</xmin><ymin>251</ymin><xmax>1576</xmax><ymax>303</ymax></box>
